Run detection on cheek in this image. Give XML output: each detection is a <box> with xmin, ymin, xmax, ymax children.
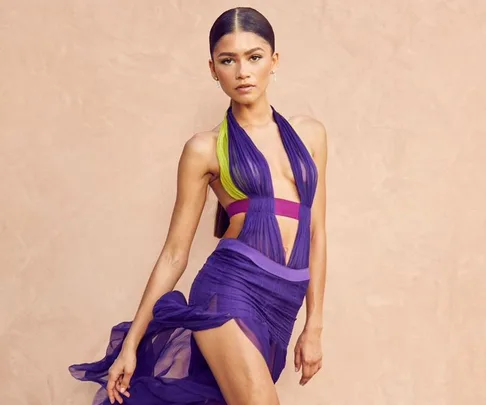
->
<box><xmin>256</xmin><ymin>62</ymin><xmax>272</xmax><ymax>78</ymax></box>
<box><xmin>216</xmin><ymin>67</ymin><xmax>234</xmax><ymax>82</ymax></box>
<box><xmin>255</xmin><ymin>68</ymin><xmax>271</xmax><ymax>83</ymax></box>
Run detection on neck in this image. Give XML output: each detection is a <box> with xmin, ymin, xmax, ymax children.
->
<box><xmin>230</xmin><ymin>95</ymin><xmax>273</xmax><ymax>128</ymax></box>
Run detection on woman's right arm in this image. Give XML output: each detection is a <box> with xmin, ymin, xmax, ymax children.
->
<box><xmin>107</xmin><ymin>132</ymin><xmax>215</xmax><ymax>402</ymax></box>
<box><xmin>122</xmin><ymin>132</ymin><xmax>214</xmax><ymax>352</ymax></box>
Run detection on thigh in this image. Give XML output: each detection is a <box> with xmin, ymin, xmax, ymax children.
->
<box><xmin>193</xmin><ymin>319</ymin><xmax>280</xmax><ymax>405</ymax></box>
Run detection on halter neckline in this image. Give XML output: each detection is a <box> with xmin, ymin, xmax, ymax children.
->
<box><xmin>217</xmin><ymin>104</ymin><xmax>318</xmax><ymax>268</ymax></box>
<box><xmin>226</xmin><ymin>105</ymin><xmax>302</xmax><ymax>205</ymax></box>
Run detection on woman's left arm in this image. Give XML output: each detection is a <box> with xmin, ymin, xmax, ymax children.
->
<box><xmin>306</xmin><ymin>118</ymin><xmax>328</xmax><ymax>332</ymax></box>
<box><xmin>294</xmin><ymin>117</ymin><xmax>327</xmax><ymax>386</ymax></box>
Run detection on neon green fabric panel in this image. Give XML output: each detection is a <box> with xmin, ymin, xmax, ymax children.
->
<box><xmin>216</xmin><ymin>113</ymin><xmax>247</xmax><ymax>200</ymax></box>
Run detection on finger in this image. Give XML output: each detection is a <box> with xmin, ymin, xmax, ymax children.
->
<box><xmin>294</xmin><ymin>347</ymin><xmax>301</xmax><ymax>372</ymax></box>
<box><xmin>299</xmin><ymin>361</ymin><xmax>314</xmax><ymax>385</ymax></box>
<box><xmin>117</xmin><ymin>376</ymin><xmax>131</xmax><ymax>398</ymax></box>
<box><xmin>120</xmin><ymin>371</ymin><xmax>133</xmax><ymax>396</ymax></box>
<box><xmin>117</xmin><ymin>376</ymin><xmax>130</xmax><ymax>398</ymax></box>
<box><xmin>107</xmin><ymin>375</ymin><xmax>117</xmax><ymax>404</ymax></box>
<box><xmin>116</xmin><ymin>377</ymin><xmax>123</xmax><ymax>392</ymax></box>
<box><xmin>107</xmin><ymin>388</ymin><xmax>115</xmax><ymax>405</ymax></box>
<box><xmin>113</xmin><ymin>388</ymin><xmax>124</xmax><ymax>404</ymax></box>
<box><xmin>113</xmin><ymin>377</ymin><xmax>125</xmax><ymax>404</ymax></box>
<box><xmin>300</xmin><ymin>362</ymin><xmax>320</xmax><ymax>385</ymax></box>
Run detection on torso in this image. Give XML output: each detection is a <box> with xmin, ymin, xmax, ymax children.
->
<box><xmin>201</xmin><ymin>114</ymin><xmax>318</xmax><ymax>265</ymax></box>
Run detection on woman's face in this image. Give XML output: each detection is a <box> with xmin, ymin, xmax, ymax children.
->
<box><xmin>209</xmin><ymin>31</ymin><xmax>278</xmax><ymax>103</ymax></box>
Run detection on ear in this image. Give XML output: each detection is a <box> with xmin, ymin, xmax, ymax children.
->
<box><xmin>208</xmin><ymin>58</ymin><xmax>217</xmax><ymax>80</ymax></box>
<box><xmin>271</xmin><ymin>52</ymin><xmax>280</xmax><ymax>72</ymax></box>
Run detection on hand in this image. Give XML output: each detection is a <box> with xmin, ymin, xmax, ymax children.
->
<box><xmin>294</xmin><ymin>327</ymin><xmax>323</xmax><ymax>386</ymax></box>
<box><xmin>107</xmin><ymin>348</ymin><xmax>136</xmax><ymax>404</ymax></box>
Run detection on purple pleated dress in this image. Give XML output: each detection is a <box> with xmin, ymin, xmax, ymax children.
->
<box><xmin>69</xmin><ymin>105</ymin><xmax>318</xmax><ymax>404</ymax></box>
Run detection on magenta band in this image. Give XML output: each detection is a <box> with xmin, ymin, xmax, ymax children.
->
<box><xmin>225</xmin><ymin>198</ymin><xmax>300</xmax><ymax>219</ymax></box>
<box><xmin>215</xmin><ymin>238</ymin><xmax>310</xmax><ymax>281</ymax></box>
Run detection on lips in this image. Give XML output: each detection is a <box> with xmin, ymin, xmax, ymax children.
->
<box><xmin>236</xmin><ymin>84</ymin><xmax>254</xmax><ymax>89</ymax></box>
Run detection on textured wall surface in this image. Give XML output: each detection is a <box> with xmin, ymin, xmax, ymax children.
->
<box><xmin>1</xmin><ymin>1</ymin><xmax>485</xmax><ymax>404</ymax></box>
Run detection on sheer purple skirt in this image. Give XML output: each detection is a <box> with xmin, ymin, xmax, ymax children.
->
<box><xmin>68</xmin><ymin>238</ymin><xmax>310</xmax><ymax>405</ymax></box>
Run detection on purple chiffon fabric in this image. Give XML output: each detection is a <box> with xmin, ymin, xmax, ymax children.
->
<box><xmin>225</xmin><ymin>105</ymin><xmax>318</xmax><ymax>269</ymax></box>
<box><xmin>68</xmin><ymin>105</ymin><xmax>318</xmax><ymax>404</ymax></box>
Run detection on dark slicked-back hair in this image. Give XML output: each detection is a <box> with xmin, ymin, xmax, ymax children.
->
<box><xmin>209</xmin><ymin>7</ymin><xmax>275</xmax><ymax>59</ymax></box>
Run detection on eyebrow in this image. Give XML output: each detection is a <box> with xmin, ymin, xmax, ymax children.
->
<box><xmin>217</xmin><ymin>47</ymin><xmax>265</xmax><ymax>58</ymax></box>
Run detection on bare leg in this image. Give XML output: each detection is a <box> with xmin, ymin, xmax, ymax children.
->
<box><xmin>193</xmin><ymin>319</ymin><xmax>280</xmax><ymax>405</ymax></box>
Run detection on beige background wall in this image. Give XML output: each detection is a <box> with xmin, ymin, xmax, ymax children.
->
<box><xmin>1</xmin><ymin>1</ymin><xmax>484</xmax><ymax>404</ymax></box>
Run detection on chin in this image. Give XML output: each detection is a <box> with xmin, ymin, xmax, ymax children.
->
<box><xmin>234</xmin><ymin>98</ymin><xmax>256</xmax><ymax>106</ymax></box>
<box><xmin>232</xmin><ymin>93</ymin><xmax>259</xmax><ymax>103</ymax></box>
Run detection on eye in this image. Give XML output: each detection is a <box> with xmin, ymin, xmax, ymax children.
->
<box><xmin>250</xmin><ymin>55</ymin><xmax>262</xmax><ymax>61</ymax></box>
<box><xmin>221</xmin><ymin>58</ymin><xmax>233</xmax><ymax>65</ymax></box>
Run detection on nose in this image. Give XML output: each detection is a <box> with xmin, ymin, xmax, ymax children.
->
<box><xmin>235</xmin><ymin>60</ymin><xmax>251</xmax><ymax>79</ymax></box>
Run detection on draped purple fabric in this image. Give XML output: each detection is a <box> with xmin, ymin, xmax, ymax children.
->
<box><xmin>68</xmin><ymin>105</ymin><xmax>318</xmax><ymax>405</ymax></box>
<box><xmin>226</xmin><ymin>105</ymin><xmax>318</xmax><ymax>268</ymax></box>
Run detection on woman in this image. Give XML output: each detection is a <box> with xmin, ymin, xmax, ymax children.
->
<box><xmin>69</xmin><ymin>7</ymin><xmax>327</xmax><ymax>405</ymax></box>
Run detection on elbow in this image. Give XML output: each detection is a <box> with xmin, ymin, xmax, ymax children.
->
<box><xmin>158</xmin><ymin>248</ymin><xmax>188</xmax><ymax>273</ymax></box>
<box><xmin>168</xmin><ymin>253</ymin><xmax>188</xmax><ymax>272</ymax></box>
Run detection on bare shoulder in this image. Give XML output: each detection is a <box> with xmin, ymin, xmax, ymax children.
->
<box><xmin>182</xmin><ymin>130</ymin><xmax>219</xmax><ymax>164</ymax></box>
<box><xmin>288</xmin><ymin>114</ymin><xmax>327</xmax><ymax>156</ymax></box>
<box><xmin>181</xmin><ymin>129</ymin><xmax>220</xmax><ymax>182</ymax></box>
<box><xmin>184</xmin><ymin>130</ymin><xmax>217</xmax><ymax>153</ymax></box>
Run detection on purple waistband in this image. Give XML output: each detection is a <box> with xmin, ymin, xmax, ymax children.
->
<box><xmin>225</xmin><ymin>197</ymin><xmax>300</xmax><ymax>219</ymax></box>
<box><xmin>215</xmin><ymin>238</ymin><xmax>310</xmax><ymax>282</ymax></box>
